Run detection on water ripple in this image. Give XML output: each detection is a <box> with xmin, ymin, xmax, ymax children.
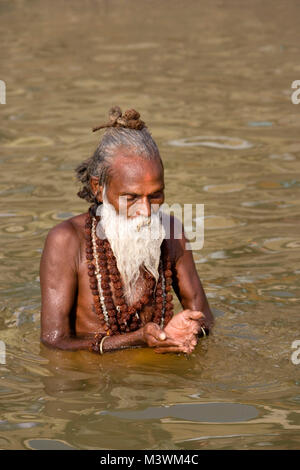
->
<box><xmin>168</xmin><ymin>136</ymin><xmax>253</xmax><ymax>149</ymax></box>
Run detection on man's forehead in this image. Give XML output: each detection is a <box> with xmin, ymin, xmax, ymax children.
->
<box><xmin>109</xmin><ymin>151</ymin><xmax>164</xmax><ymax>190</ymax></box>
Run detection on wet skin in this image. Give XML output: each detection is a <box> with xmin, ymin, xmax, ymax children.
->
<box><xmin>40</xmin><ymin>148</ymin><xmax>214</xmax><ymax>354</ymax></box>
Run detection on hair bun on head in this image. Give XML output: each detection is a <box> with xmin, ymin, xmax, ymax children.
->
<box><xmin>108</xmin><ymin>106</ymin><xmax>122</xmax><ymax>122</ymax></box>
<box><xmin>93</xmin><ymin>106</ymin><xmax>146</xmax><ymax>132</ymax></box>
<box><xmin>123</xmin><ymin>109</ymin><xmax>140</xmax><ymax>121</ymax></box>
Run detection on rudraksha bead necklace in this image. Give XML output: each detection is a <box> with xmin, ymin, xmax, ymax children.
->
<box><xmin>84</xmin><ymin>208</ymin><xmax>174</xmax><ymax>351</ymax></box>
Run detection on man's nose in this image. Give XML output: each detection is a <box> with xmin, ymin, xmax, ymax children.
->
<box><xmin>134</xmin><ymin>198</ymin><xmax>151</xmax><ymax>218</ymax></box>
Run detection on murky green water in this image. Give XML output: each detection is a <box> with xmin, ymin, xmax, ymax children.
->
<box><xmin>1</xmin><ymin>0</ymin><xmax>300</xmax><ymax>450</ymax></box>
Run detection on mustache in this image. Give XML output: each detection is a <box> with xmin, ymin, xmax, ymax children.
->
<box><xmin>98</xmin><ymin>209</ymin><xmax>164</xmax><ymax>240</ymax></box>
<box><xmin>97</xmin><ymin>197</ymin><xmax>166</xmax><ymax>305</ymax></box>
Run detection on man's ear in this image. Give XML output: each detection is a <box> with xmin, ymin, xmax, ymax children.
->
<box><xmin>90</xmin><ymin>176</ymin><xmax>104</xmax><ymax>203</ymax></box>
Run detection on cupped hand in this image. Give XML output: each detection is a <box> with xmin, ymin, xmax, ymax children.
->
<box><xmin>155</xmin><ymin>310</ymin><xmax>206</xmax><ymax>354</ymax></box>
<box><xmin>142</xmin><ymin>322</ymin><xmax>192</xmax><ymax>354</ymax></box>
<box><xmin>164</xmin><ymin>309</ymin><xmax>205</xmax><ymax>337</ymax></box>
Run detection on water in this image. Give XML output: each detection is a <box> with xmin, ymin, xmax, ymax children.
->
<box><xmin>1</xmin><ymin>0</ymin><xmax>300</xmax><ymax>450</ymax></box>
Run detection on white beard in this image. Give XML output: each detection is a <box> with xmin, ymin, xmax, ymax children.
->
<box><xmin>96</xmin><ymin>192</ymin><xmax>166</xmax><ymax>305</ymax></box>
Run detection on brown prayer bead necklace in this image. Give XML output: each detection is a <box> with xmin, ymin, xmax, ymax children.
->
<box><xmin>84</xmin><ymin>208</ymin><xmax>174</xmax><ymax>352</ymax></box>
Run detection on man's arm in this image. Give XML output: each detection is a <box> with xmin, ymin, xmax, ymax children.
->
<box><xmin>40</xmin><ymin>221</ymin><xmax>85</xmax><ymax>349</ymax></box>
<box><xmin>155</xmin><ymin>218</ymin><xmax>214</xmax><ymax>354</ymax></box>
<box><xmin>40</xmin><ymin>222</ymin><xmax>185</xmax><ymax>353</ymax></box>
<box><xmin>172</xmin><ymin>224</ymin><xmax>214</xmax><ymax>330</ymax></box>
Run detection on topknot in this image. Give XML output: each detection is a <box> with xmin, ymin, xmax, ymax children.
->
<box><xmin>92</xmin><ymin>106</ymin><xmax>146</xmax><ymax>132</ymax></box>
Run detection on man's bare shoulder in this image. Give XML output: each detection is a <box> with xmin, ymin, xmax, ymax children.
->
<box><xmin>162</xmin><ymin>213</ymin><xmax>184</xmax><ymax>240</ymax></box>
<box><xmin>43</xmin><ymin>212</ymin><xmax>88</xmax><ymax>251</ymax></box>
<box><xmin>162</xmin><ymin>213</ymin><xmax>185</xmax><ymax>264</ymax></box>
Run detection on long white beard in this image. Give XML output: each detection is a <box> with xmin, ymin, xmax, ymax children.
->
<box><xmin>96</xmin><ymin>193</ymin><xmax>166</xmax><ymax>305</ymax></box>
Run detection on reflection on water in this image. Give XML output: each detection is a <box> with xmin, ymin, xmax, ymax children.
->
<box><xmin>98</xmin><ymin>402</ymin><xmax>259</xmax><ymax>422</ymax></box>
<box><xmin>1</xmin><ymin>0</ymin><xmax>300</xmax><ymax>450</ymax></box>
<box><xmin>26</xmin><ymin>439</ymin><xmax>76</xmax><ymax>450</ymax></box>
<box><xmin>168</xmin><ymin>136</ymin><xmax>253</xmax><ymax>149</ymax></box>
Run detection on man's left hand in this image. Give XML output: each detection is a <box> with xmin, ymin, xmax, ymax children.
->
<box><xmin>155</xmin><ymin>309</ymin><xmax>206</xmax><ymax>354</ymax></box>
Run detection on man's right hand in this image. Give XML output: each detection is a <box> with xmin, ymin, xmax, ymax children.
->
<box><xmin>142</xmin><ymin>322</ymin><xmax>192</xmax><ymax>354</ymax></box>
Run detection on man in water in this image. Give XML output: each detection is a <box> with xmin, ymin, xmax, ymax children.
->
<box><xmin>40</xmin><ymin>107</ymin><xmax>214</xmax><ymax>355</ymax></box>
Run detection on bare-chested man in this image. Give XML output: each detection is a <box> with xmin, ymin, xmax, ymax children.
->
<box><xmin>40</xmin><ymin>107</ymin><xmax>214</xmax><ymax>355</ymax></box>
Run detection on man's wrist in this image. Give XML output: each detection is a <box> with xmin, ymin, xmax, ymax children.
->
<box><xmin>89</xmin><ymin>332</ymin><xmax>105</xmax><ymax>353</ymax></box>
<box><xmin>198</xmin><ymin>326</ymin><xmax>209</xmax><ymax>337</ymax></box>
<box><xmin>197</xmin><ymin>321</ymin><xmax>210</xmax><ymax>337</ymax></box>
<box><xmin>89</xmin><ymin>326</ymin><xmax>147</xmax><ymax>354</ymax></box>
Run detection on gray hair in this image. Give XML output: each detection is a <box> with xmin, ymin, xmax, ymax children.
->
<box><xmin>75</xmin><ymin>126</ymin><xmax>163</xmax><ymax>204</ymax></box>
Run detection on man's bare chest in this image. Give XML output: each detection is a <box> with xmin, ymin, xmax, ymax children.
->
<box><xmin>76</xmin><ymin>242</ymin><xmax>155</xmax><ymax>326</ymax></box>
